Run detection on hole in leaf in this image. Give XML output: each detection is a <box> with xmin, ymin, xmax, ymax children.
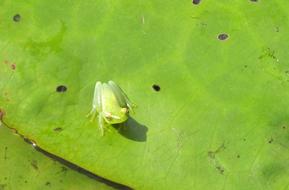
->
<box><xmin>13</xmin><ymin>14</ymin><xmax>21</xmax><ymax>22</ymax></box>
<box><xmin>56</xmin><ymin>85</ymin><xmax>67</xmax><ymax>93</ymax></box>
<box><xmin>218</xmin><ymin>33</ymin><xmax>229</xmax><ymax>41</ymax></box>
<box><xmin>152</xmin><ymin>84</ymin><xmax>161</xmax><ymax>92</ymax></box>
<box><xmin>192</xmin><ymin>0</ymin><xmax>201</xmax><ymax>5</ymax></box>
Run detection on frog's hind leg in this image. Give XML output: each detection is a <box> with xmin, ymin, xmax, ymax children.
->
<box><xmin>86</xmin><ymin>81</ymin><xmax>102</xmax><ymax>121</ymax></box>
<box><xmin>93</xmin><ymin>81</ymin><xmax>102</xmax><ymax>112</ymax></box>
<box><xmin>108</xmin><ymin>81</ymin><xmax>135</xmax><ymax>113</ymax></box>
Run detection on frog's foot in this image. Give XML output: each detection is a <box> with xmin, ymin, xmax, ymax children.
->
<box><xmin>86</xmin><ymin>109</ymin><xmax>97</xmax><ymax>122</ymax></box>
<box><xmin>104</xmin><ymin>112</ymin><xmax>121</xmax><ymax>120</ymax></box>
<box><xmin>127</xmin><ymin>103</ymin><xmax>136</xmax><ymax>114</ymax></box>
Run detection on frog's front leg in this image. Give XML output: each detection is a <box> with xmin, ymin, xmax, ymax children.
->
<box><xmin>98</xmin><ymin>113</ymin><xmax>104</xmax><ymax>136</ymax></box>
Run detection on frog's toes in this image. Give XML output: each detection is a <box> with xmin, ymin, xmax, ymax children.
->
<box><xmin>86</xmin><ymin>110</ymin><xmax>97</xmax><ymax>122</ymax></box>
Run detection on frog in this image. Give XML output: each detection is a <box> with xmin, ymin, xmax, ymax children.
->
<box><xmin>87</xmin><ymin>80</ymin><xmax>134</xmax><ymax>135</ymax></box>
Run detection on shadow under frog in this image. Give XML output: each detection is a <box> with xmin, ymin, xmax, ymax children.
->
<box><xmin>112</xmin><ymin>117</ymin><xmax>148</xmax><ymax>142</ymax></box>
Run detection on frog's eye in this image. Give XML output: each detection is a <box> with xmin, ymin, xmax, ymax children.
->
<box><xmin>121</xmin><ymin>108</ymin><xmax>128</xmax><ymax>113</ymax></box>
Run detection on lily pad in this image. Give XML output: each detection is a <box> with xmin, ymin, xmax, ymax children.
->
<box><xmin>1</xmin><ymin>0</ymin><xmax>289</xmax><ymax>189</ymax></box>
<box><xmin>0</xmin><ymin>124</ymin><xmax>115</xmax><ymax>190</ymax></box>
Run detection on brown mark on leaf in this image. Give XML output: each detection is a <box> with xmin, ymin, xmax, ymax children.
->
<box><xmin>258</xmin><ymin>48</ymin><xmax>277</xmax><ymax>60</ymax></box>
<box><xmin>31</xmin><ymin>160</ymin><xmax>38</xmax><ymax>170</ymax></box>
<box><xmin>57</xmin><ymin>166</ymin><xmax>68</xmax><ymax>174</ymax></box>
<box><xmin>208</xmin><ymin>143</ymin><xmax>225</xmax><ymax>159</ymax></box>
<box><xmin>53</xmin><ymin>127</ymin><xmax>63</xmax><ymax>132</ymax></box>
<box><xmin>0</xmin><ymin>109</ymin><xmax>5</xmax><ymax>120</ymax></box>
<box><xmin>11</xmin><ymin>64</ymin><xmax>16</xmax><ymax>70</ymax></box>
<box><xmin>216</xmin><ymin>166</ymin><xmax>225</xmax><ymax>174</ymax></box>
<box><xmin>208</xmin><ymin>143</ymin><xmax>226</xmax><ymax>175</ymax></box>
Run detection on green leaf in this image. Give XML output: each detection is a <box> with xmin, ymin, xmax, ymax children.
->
<box><xmin>0</xmin><ymin>125</ymin><xmax>115</xmax><ymax>190</ymax></box>
<box><xmin>1</xmin><ymin>0</ymin><xmax>289</xmax><ymax>189</ymax></box>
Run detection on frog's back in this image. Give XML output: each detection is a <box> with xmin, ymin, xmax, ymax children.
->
<box><xmin>101</xmin><ymin>83</ymin><xmax>120</xmax><ymax>113</ymax></box>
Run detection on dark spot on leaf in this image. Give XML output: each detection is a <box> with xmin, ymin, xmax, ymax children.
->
<box><xmin>208</xmin><ymin>151</ymin><xmax>215</xmax><ymax>159</ymax></box>
<box><xmin>24</xmin><ymin>180</ymin><xmax>27</xmax><ymax>183</ymax></box>
<box><xmin>258</xmin><ymin>48</ymin><xmax>277</xmax><ymax>60</ymax></box>
<box><xmin>56</xmin><ymin>85</ymin><xmax>67</xmax><ymax>93</ymax></box>
<box><xmin>218</xmin><ymin>33</ymin><xmax>229</xmax><ymax>41</ymax></box>
<box><xmin>152</xmin><ymin>84</ymin><xmax>160</xmax><ymax>92</ymax></box>
<box><xmin>60</xmin><ymin>166</ymin><xmax>68</xmax><ymax>173</ymax></box>
<box><xmin>237</xmin><ymin>154</ymin><xmax>240</xmax><ymax>158</ymax></box>
<box><xmin>31</xmin><ymin>160</ymin><xmax>38</xmax><ymax>170</ymax></box>
<box><xmin>282</xmin><ymin>126</ymin><xmax>287</xmax><ymax>129</ymax></box>
<box><xmin>54</xmin><ymin>127</ymin><xmax>63</xmax><ymax>132</ymax></box>
<box><xmin>4</xmin><ymin>177</ymin><xmax>7</xmax><ymax>180</ymax></box>
<box><xmin>192</xmin><ymin>0</ymin><xmax>201</xmax><ymax>5</ymax></box>
<box><xmin>13</xmin><ymin>14</ymin><xmax>21</xmax><ymax>22</ymax></box>
<box><xmin>208</xmin><ymin>143</ymin><xmax>225</xmax><ymax>159</ymax></box>
<box><xmin>216</xmin><ymin>166</ymin><xmax>224</xmax><ymax>174</ymax></box>
<box><xmin>244</xmin><ymin>65</ymin><xmax>248</xmax><ymax>68</ymax></box>
<box><xmin>276</xmin><ymin>27</ymin><xmax>279</xmax><ymax>32</ymax></box>
<box><xmin>250</xmin><ymin>0</ymin><xmax>258</xmax><ymax>2</ymax></box>
<box><xmin>268</xmin><ymin>138</ymin><xmax>274</xmax><ymax>144</ymax></box>
<box><xmin>45</xmin><ymin>182</ymin><xmax>51</xmax><ymax>186</ymax></box>
<box><xmin>243</xmin><ymin>138</ymin><xmax>246</xmax><ymax>141</ymax></box>
<box><xmin>11</xmin><ymin>64</ymin><xmax>16</xmax><ymax>70</ymax></box>
<box><xmin>4</xmin><ymin>147</ymin><xmax>7</xmax><ymax>160</ymax></box>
